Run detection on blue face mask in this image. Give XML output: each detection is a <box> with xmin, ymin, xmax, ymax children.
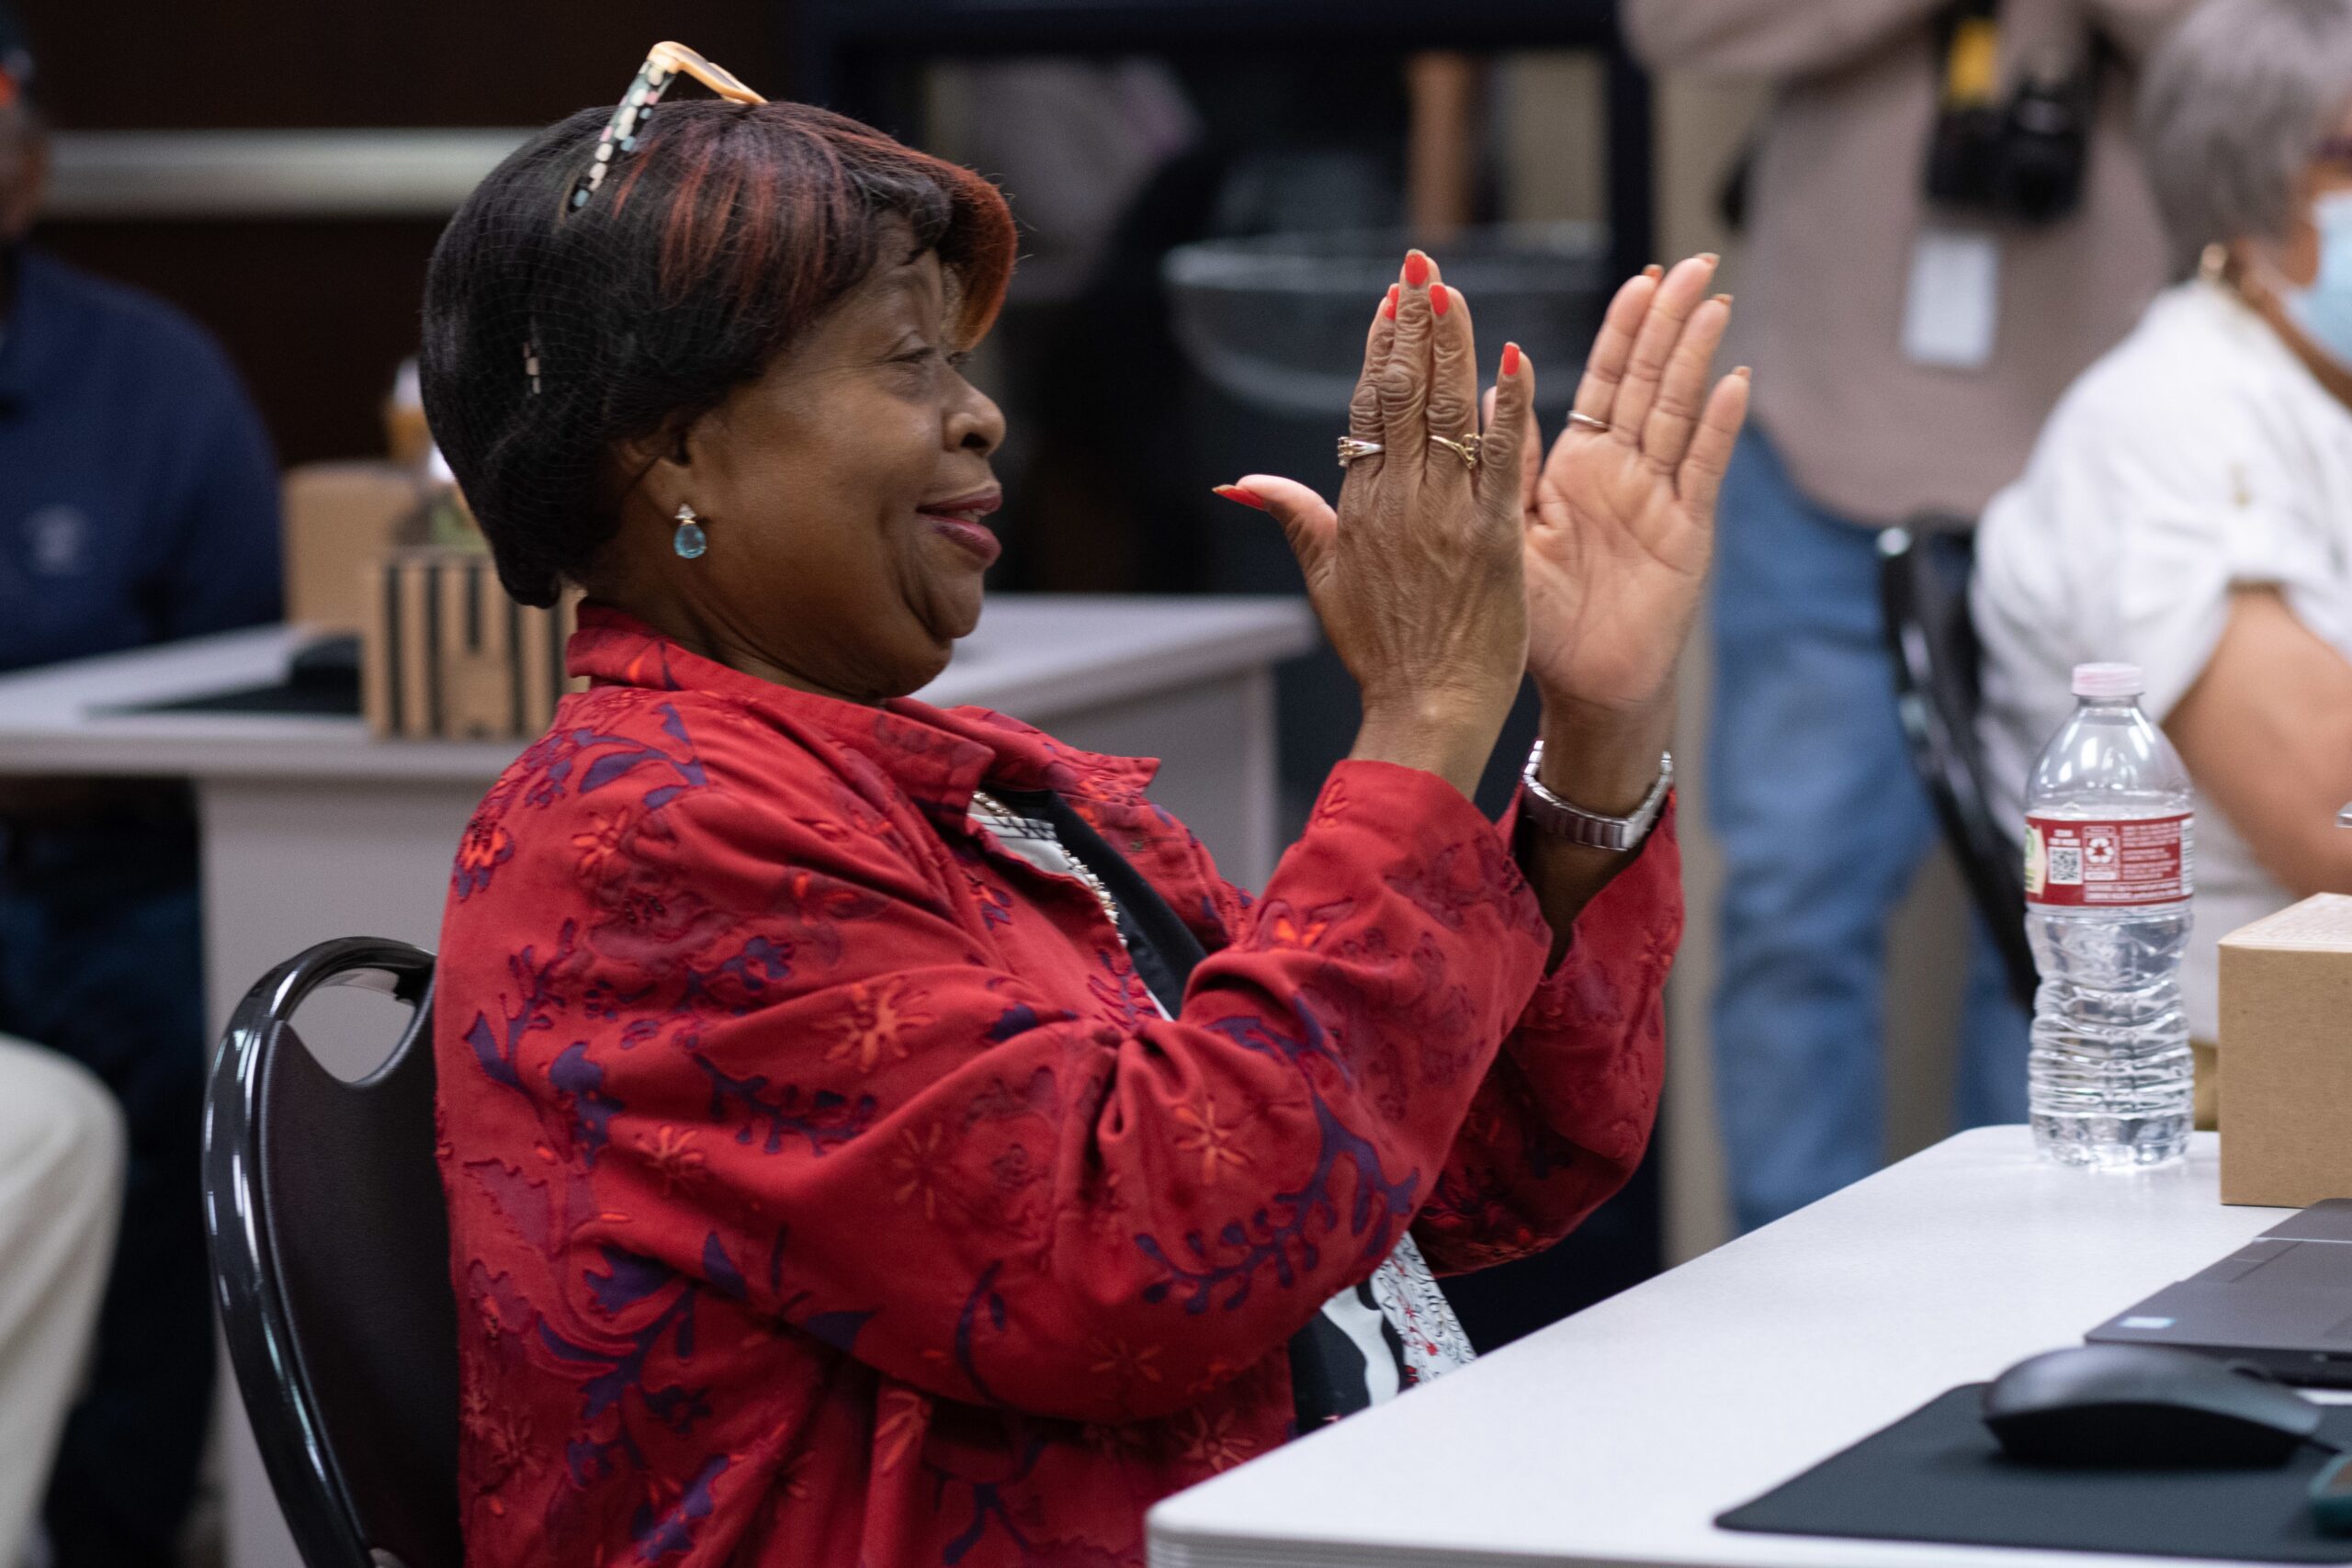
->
<box><xmin>2283</xmin><ymin>190</ymin><xmax>2352</xmax><ymax>369</ymax></box>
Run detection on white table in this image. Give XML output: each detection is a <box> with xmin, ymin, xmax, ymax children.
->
<box><xmin>0</xmin><ymin>594</ymin><xmax>1317</xmax><ymax>1057</ymax></box>
<box><xmin>1149</xmin><ymin>1128</ymin><xmax>2300</xmax><ymax>1568</ymax></box>
<box><xmin>0</xmin><ymin>592</ymin><xmax>1317</xmax><ymax>1568</ymax></box>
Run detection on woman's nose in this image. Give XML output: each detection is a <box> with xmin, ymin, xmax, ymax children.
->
<box><xmin>952</xmin><ymin>384</ymin><xmax>1006</xmax><ymax>457</ymax></box>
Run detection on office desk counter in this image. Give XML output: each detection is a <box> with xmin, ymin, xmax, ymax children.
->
<box><xmin>1150</xmin><ymin>1128</ymin><xmax>2294</xmax><ymax>1568</ymax></box>
<box><xmin>0</xmin><ymin>594</ymin><xmax>1316</xmax><ymax>1044</ymax></box>
<box><xmin>0</xmin><ymin>592</ymin><xmax>1317</xmax><ymax>1568</ymax></box>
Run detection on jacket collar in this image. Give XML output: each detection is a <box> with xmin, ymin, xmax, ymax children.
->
<box><xmin>566</xmin><ymin>605</ymin><xmax>1161</xmax><ymax>830</ymax></box>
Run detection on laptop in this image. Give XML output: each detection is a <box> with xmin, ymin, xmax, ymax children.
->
<box><xmin>2086</xmin><ymin>1199</ymin><xmax>2352</xmax><ymax>1386</ymax></box>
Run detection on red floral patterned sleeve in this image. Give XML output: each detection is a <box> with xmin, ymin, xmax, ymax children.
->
<box><xmin>461</xmin><ymin>735</ymin><xmax>1560</xmax><ymax>1427</ymax></box>
<box><xmin>1411</xmin><ymin>803</ymin><xmax>1680</xmax><ymax>1273</ymax></box>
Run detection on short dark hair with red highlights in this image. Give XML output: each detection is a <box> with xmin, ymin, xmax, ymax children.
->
<box><xmin>421</xmin><ymin>100</ymin><xmax>1017</xmax><ymax>606</ymax></box>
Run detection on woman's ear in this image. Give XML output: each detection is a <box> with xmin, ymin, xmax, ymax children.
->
<box><xmin>612</xmin><ymin>412</ymin><xmax>701</xmax><ymax>522</ymax></box>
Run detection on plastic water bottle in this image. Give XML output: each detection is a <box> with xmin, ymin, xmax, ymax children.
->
<box><xmin>2022</xmin><ymin>662</ymin><xmax>2194</xmax><ymax>1168</ymax></box>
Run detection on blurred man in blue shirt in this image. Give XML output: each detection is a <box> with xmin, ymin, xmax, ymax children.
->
<box><xmin>0</xmin><ymin>12</ymin><xmax>280</xmax><ymax>1563</ymax></box>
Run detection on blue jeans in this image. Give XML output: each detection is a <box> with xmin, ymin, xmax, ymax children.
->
<box><xmin>1708</xmin><ymin>432</ymin><xmax>2029</xmax><ymax>1234</ymax></box>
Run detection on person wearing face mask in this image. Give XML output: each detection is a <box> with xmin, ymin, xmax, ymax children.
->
<box><xmin>1976</xmin><ymin>0</ymin><xmax>2352</xmax><ymax>1125</ymax></box>
<box><xmin>0</xmin><ymin>7</ymin><xmax>283</xmax><ymax>1564</ymax></box>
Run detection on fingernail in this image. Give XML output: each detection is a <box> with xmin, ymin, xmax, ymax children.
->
<box><xmin>1212</xmin><ymin>484</ymin><xmax>1268</xmax><ymax>511</ymax></box>
<box><xmin>1385</xmin><ymin>285</ymin><xmax>1399</xmax><ymax>320</ymax></box>
<box><xmin>1644</xmin><ymin>263</ymin><xmax>1664</xmax><ymax>279</ymax></box>
<box><xmin>1699</xmin><ymin>252</ymin><xmax>1721</xmax><ymax>265</ymax></box>
<box><xmin>1734</xmin><ymin>365</ymin><xmax>1753</xmax><ymax>379</ymax></box>
<box><xmin>1712</xmin><ymin>293</ymin><xmax>1734</xmax><ymax>306</ymax></box>
<box><xmin>1502</xmin><ymin>342</ymin><xmax>1521</xmax><ymax>377</ymax></box>
<box><xmin>1405</xmin><ymin>251</ymin><xmax>1430</xmax><ymax>288</ymax></box>
<box><xmin>1432</xmin><ymin>285</ymin><xmax>1451</xmax><ymax>318</ymax></box>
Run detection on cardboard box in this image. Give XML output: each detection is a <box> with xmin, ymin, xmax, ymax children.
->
<box><xmin>360</xmin><ymin>547</ymin><xmax>582</xmax><ymax>739</ymax></box>
<box><xmin>2220</xmin><ymin>894</ymin><xmax>2352</xmax><ymax>1205</ymax></box>
<box><xmin>283</xmin><ymin>461</ymin><xmax>424</xmax><ymax>633</ymax></box>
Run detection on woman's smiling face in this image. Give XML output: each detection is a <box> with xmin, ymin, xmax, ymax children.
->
<box><xmin>596</xmin><ymin>231</ymin><xmax>1008</xmax><ymax>703</ymax></box>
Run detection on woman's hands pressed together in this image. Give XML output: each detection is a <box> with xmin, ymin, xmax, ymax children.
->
<box><xmin>1227</xmin><ymin>251</ymin><xmax>1537</xmax><ymax>800</ymax></box>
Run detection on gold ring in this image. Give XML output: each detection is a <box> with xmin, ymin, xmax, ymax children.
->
<box><xmin>1337</xmin><ymin>436</ymin><xmax>1385</xmax><ymax>467</ymax></box>
<box><xmin>1429</xmin><ymin>433</ymin><xmax>1482</xmax><ymax>470</ymax></box>
<box><xmin>1568</xmin><ymin>412</ymin><xmax>1611</xmax><ymax>434</ymax></box>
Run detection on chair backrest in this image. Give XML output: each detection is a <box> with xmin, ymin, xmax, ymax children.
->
<box><xmin>1876</xmin><ymin>525</ymin><xmax>2041</xmax><ymax>1013</ymax></box>
<box><xmin>204</xmin><ymin>938</ymin><xmax>459</xmax><ymax>1568</ymax></box>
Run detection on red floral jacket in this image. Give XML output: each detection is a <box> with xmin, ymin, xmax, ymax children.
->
<box><xmin>436</xmin><ymin>607</ymin><xmax>1677</xmax><ymax>1568</ymax></box>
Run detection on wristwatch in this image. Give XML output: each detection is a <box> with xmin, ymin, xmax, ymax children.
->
<box><xmin>1518</xmin><ymin>742</ymin><xmax>1673</xmax><ymax>852</ymax></box>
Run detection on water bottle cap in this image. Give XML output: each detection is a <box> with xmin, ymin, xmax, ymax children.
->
<box><xmin>2072</xmin><ymin>661</ymin><xmax>2144</xmax><ymax>699</ymax></box>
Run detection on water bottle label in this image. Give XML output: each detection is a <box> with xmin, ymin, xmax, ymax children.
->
<box><xmin>2023</xmin><ymin>813</ymin><xmax>2193</xmax><ymax>906</ymax></box>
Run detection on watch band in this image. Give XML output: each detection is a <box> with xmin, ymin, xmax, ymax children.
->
<box><xmin>1518</xmin><ymin>743</ymin><xmax>1673</xmax><ymax>852</ymax></box>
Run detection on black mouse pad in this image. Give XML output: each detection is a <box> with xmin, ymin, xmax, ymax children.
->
<box><xmin>1718</xmin><ymin>1385</ymin><xmax>2352</xmax><ymax>1562</ymax></box>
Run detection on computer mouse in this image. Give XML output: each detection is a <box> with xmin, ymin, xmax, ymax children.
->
<box><xmin>1983</xmin><ymin>1344</ymin><xmax>2324</xmax><ymax>1467</ymax></box>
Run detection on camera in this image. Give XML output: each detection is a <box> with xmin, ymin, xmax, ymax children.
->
<box><xmin>1924</xmin><ymin>6</ymin><xmax>2099</xmax><ymax>229</ymax></box>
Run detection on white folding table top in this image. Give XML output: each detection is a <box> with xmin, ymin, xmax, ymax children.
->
<box><xmin>1149</xmin><ymin>1128</ymin><xmax>2309</xmax><ymax>1568</ymax></box>
<box><xmin>0</xmin><ymin>594</ymin><xmax>1316</xmax><ymax>782</ymax></box>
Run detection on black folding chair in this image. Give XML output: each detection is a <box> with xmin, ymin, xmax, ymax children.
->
<box><xmin>203</xmin><ymin>937</ymin><xmax>459</xmax><ymax>1568</ymax></box>
<box><xmin>1877</xmin><ymin>525</ymin><xmax>2041</xmax><ymax>1013</ymax></box>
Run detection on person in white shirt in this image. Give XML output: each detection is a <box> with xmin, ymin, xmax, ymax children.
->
<box><xmin>1975</xmin><ymin>0</ymin><xmax>2352</xmax><ymax>1121</ymax></box>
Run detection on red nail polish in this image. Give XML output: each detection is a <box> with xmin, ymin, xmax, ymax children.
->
<box><xmin>1385</xmin><ymin>285</ymin><xmax>1399</xmax><ymax>320</ymax></box>
<box><xmin>1431</xmin><ymin>286</ymin><xmax>1450</xmax><ymax>318</ymax></box>
<box><xmin>1405</xmin><ymin>252</ymin><xmax>1430</xmax><ymax>288</ymax></box>
<box><xmin>1502</xmin><ymin>343</ymin><xmax>1521</xmax><ymax>377</ymax></box>
<box><xmin>1212</xmin><ymin>484</ymin><xmax>1268</xmax><ymax>511</ymax></box>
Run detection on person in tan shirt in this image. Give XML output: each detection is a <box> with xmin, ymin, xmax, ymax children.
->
<box><xmin>1623</xmin><ymin>0</ymin><xmax>2192</xmax><ymax>1230</ymax></box>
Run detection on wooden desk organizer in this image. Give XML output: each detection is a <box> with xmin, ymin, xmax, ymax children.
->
<box><xmin>360</xmin><ymin>547</ymin><xmax>583</xmax><ymax>739</ymax></box>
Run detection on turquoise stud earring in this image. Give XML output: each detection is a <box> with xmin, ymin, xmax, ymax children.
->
<box><xmin>672</xmin><ymin>502</ymin><xmax>707</xmax><ymax>559</ymax></box>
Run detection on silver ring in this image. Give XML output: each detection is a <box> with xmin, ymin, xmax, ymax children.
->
<box><xmin>1428</xmin><ymin>433</ymin><xmax>1483</xmax><ymax>470</ymax></box>
<box><xmin>1337</xmin><ymin>436</ymin><xmax>1385</xmax><ymax>467</ymax></box>
<box><xmin>1568</xmin><ymin>412</ymin><xmax>1611</xmax><ymax>434</ymax></box>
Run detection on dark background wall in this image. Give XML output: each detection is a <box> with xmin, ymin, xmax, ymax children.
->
<box><xmin>20</xmin><ymin>2</ymin><xmax>787</xmax><ymax>467</ymax></box>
